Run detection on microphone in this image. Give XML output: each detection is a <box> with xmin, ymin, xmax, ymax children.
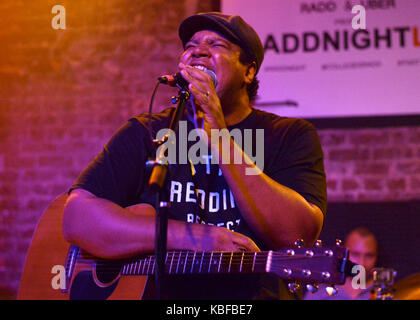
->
<box><xmin>158</xmin><ymin>69</ymin><xmax>217</xmax><ymax>89</ymax></box>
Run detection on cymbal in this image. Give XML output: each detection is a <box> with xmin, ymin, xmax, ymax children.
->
<box><xmin>393</xmin><ymin>273</ymin><xmax>420</xmax><ymax>300</ymax></box>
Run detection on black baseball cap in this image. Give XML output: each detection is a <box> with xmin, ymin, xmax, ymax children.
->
<box><xmin>178</xmin><ymin>12</ymin><xmax>264</xmax><ymax>73</ymax></box>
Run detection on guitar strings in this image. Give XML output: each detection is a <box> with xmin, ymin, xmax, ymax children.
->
<box><xmin>70</xmin><ymin>257</ymin><xmax>334</xmax><ymax>284</ymax></box>
<box><xmin>76</xmin><ymin>251</ymin><xmax>320</xmax><ymax>260</ymax></box>
<box><xmin>74</xmin><ymin>253</ymin><xmax>315</xmax><ymax>267</ymax></box>
<box><xmin>75</xmin><ymin>251</ymin><xmax>328</xmax><ymax>263</ymax></box>
<box><xmin>72</xmin><ymin>253</ymin><xmax>328</xmax><ymax>275</ymax></box>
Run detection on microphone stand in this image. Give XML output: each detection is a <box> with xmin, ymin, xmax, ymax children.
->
<box><xmin>148</xmin><ymin>86</ymin><xmax>190</xmax><ymax>300</ymax></box>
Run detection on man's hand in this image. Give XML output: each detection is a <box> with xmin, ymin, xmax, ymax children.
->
<box><xmin>178</xmin><ymin>62</ymin><xmax>226</xmax><ymax>135</ymax></box>
<box><xmin>180</xmin><ymin>223</ymin><xmax>261</xmax><ymax>252</ymax></box>
<box><xmin>126</xmin><ymin>202</ymin><xmax>260</xmax><ymax>252</ymax></box>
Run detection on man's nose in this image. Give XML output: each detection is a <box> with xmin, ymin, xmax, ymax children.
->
<box><xmin>358</xmin><ymin>257</ymin><xmax>367</xmax><ymax>267</ymax></box>
<box><xmin>350</xmin><ymin>255</ymin><xmax>362</xmax><ymax>266</ymax></box>
<box><xmin>192</xmin><ymin>44</ymin><xmax>211</xmax><ymax>58</ymax></box>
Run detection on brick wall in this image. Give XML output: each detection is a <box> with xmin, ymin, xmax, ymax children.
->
<box><xmin>320</xmin><ymin>127</ymin><xmax>420</xmax><ymax>202</ymax></box>
<box><xmin>0</xmin><ymin>1</ymin><xmax>419</xmax><ymax>299</ymax></box>
<box><xmin>0</xmin><ymin>0</ymin><xmax>216</xmax><ymax>299</ymax></box>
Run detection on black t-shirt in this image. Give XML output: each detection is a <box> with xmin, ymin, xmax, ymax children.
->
<box><xmin>70</xmin><ymin>106</ymin><xmax>327</xmax><ymax>299</ymax></box>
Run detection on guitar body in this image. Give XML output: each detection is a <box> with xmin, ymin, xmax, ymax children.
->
<box><xmin>18</xmin><ymin>193</ymin><xmax>350</xmax><ymax>300</ymax></box>
<box><xmin>18</xmin><ymin>193</ymin><xmax>147</xmax><ymax>300</ymax></box>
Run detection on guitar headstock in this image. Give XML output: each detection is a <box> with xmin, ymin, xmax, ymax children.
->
<box><xmin>270</xmin><ymin>239</ymin><xmax>350</xmax><ymax>288</ymax></box>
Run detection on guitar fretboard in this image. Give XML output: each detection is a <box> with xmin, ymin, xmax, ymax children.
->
<box><xmin>120</xmin><ymin>251</ymin><xmax>272</xmax><ymax>276</ymax></box>
<box><xmin>75</xmin><ymin>246</ymin><xmax>349</xmax><ymax>284</ymax></box>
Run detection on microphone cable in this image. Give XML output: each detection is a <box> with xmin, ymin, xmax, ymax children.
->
<box><xmin>147</xmin><ymin>81</ymin><xmax>161</xmax><ymax>145</ymax></box>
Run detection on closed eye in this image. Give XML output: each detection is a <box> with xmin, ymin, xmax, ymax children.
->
<box><xmin>212</xmin><ymin>41</ymin><xmax>229</xmax><ymax>48</ymax></box>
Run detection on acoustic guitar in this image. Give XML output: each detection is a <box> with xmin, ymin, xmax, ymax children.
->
<box><xmin>18</xmin><ymin>193</ymin><xmax>351</xmax><ymax>300</ymax></box>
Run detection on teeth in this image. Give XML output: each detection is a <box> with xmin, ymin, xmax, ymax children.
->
<box><xmin>193</xmin><ymin>65</ymin><xmax>208</xmax><ymax>72</ymax></box>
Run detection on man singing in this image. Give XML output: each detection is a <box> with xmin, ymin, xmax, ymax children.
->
<box><xmin>63</xmin><ymin>12</ymin><xmax>327</xmax><ymax>299</ymax></box>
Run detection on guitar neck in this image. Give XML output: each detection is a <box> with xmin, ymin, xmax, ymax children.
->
<box><xmin>75</xmin><ymin>246</ymin><xmax>349</xmax><ymax>285</ymax></box>
<box><xmin>120</xmin><ymin>251</ymin><xmax>271</xmax><ymax>276</ymax></box>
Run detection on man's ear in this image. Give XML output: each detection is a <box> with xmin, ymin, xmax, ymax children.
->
<box><xmin>244</xmin><ymin>61</ymin><xmax>257</xmax><ymax>85</ymax></box>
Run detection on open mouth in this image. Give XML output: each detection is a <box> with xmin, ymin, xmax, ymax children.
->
<box><xmin>191</xmin><ymin>65</ymin><xmax>218</xmax><ymax>86</ymax></box>
<box><xmin>192</xmin><ymin>65</ymin><xmax>212</xmax><ymax>72</ymax></box>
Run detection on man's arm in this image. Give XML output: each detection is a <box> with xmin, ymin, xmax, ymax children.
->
<box><xmin>215</xmin><ymin>132</ymin><xmax>324</xmax><ymax>250</ymax></box>
<box><xmin>62</xmin><ymin>188</ymin><xmax>260</xmax><ymax>259</ymax></box>
<box><xmin>179</xmin><ymin>64</ymin><xmax>324</xmax><ymax>250</ymax></box>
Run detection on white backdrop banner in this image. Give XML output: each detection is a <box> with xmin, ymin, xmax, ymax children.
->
<box><xmin>221</xmin><ymin>0</ymin><xmax>420</xmax><ymax>118</ymax></box>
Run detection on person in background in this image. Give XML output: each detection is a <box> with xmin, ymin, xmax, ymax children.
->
<box><xmin>305</xmin><ymin>227</ymin><xmax>378</xmax><ymax>300</ymax></box>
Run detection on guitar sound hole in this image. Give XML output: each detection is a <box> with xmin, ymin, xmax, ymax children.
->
<box><xmin>95</xmin><ymin>262</ymin><xmax>121</xmax><ymax>284</ymax></box>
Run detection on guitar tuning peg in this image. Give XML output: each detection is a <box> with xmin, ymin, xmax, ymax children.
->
<box><xmin>294</xmin><ymin>239</ymin><xmax>305</xmax><ymax>248</ymax></box>
<box><xmin>325</xmin><ymin>285</ymin><xmax>338</xmax><ymax>296</ymax></box>
<box><xmin>306</xmin><ymin>283</ymin><xmax>319</xmax><ymax>294</ymax></box>
<box><xmin>335</xmin><ymin>238</ymin><xmax>343</xmax><ymax>247</ymax></box>
<box><xmin>314</xmin><ymin>240</ymin><xmax>322</xmax><ymax>248</ymax></box>
<box><xmin>288</xmin><ymin>282</ymin><xmax>301</xmax><ymax>293</ymax></box>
